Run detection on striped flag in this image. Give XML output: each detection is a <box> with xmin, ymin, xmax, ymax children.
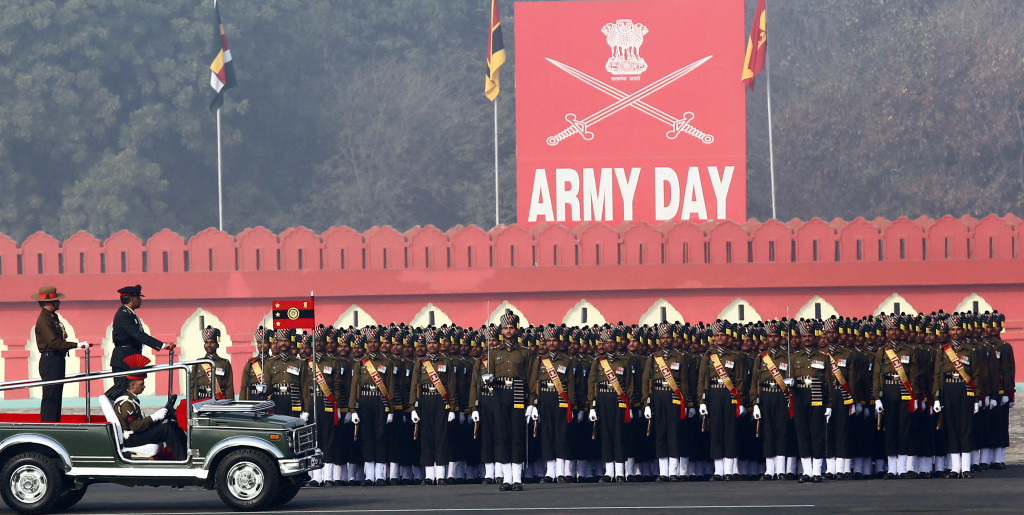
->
<box><xmin>209</xmin><ymin>1</ymin><xmax>237</xmax><ymax>111</ymax></box>
<box><xmin>741</xmin><ymin>0</ymin><xmax>767</xmax><ymax>90</ymax></box>
<box><xmin>485</xmin><ymin>0</ymin><xmax>506</xmax><ymax>101</ymax></box>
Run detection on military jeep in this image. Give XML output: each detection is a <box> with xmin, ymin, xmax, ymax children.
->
<box><xmin>0</xmin><ymin>360</ymin><xmax>321</xmax><ymax>513</ymax></box>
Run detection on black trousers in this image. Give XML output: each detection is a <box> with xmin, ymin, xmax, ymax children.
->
<box><xmin>825</xmin><ymin>398</ymin><xmax>853</xmax><ymax>459</ymax></box>
<box><xmin>483</xmin><ymin>386</ymin><xmax>526</xmax><ymax>464</ymax></box>
<box><xmin>650</xmin><ymin>390</ymin><xmax>682</xmax><ymax>458</ymax></box>
<box><xmin>418</xmin><ymin>393</ymin><xmax>450</xmax><ymax>466</ymax></box>
<box><xmin>537</xmin><ymin>391</ymin><xmax>571</xmax><ymax>461</ymax></box>
<box><xmin>941</xmin><ymin>382</ymin><xmax>973</xmax><ymax>454</ymax></box>
<box><xmin>706</xmin><ymin>387</ymin><xmax>738</xmax><ymax>459</ymax></box>
<box><xmin>123</xmin><ymin>420</ymin><xmax>187</xmax><ymax>460</ymax></box>
<box><xmin>356</xmin><ymin>394</ymin><xmax>388</xmax><ymax>463</ymax></box>
<box><xmin>881</xmin><ymin>384</ymin><xmax>914</xmax><ymax>455</ymax></box>
<box><xmin>596</xmin><ymin>391</ymin><xmax>630</xmax><ymax>463</ymax></box>
<box><xmin>791</xmin><ymin>387</ymin><xmax>825</xmax><ymax>459</ymax></box>
<box><xmin>39</xmin><ymin>352</ymin><xmax>67</xmax><ymax>423</ymax></box>
<box><xmin>759</xmin><ymin>389</ymin><xmax>790</xmax><ymax>457</ymax></box>
<box><xmin>478</xmin><ymin>394</ymin><xmax>496</xmax><ymax>463</ymax></box>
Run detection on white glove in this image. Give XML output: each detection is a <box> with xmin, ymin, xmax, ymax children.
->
<box><xmin>448</xmin><ymin>412</ymin><xmax>456</xmax><ymax>423</ymax></box>
<box><xmin>989</xmin><ymin>398</ymin><xmax>998</xmax><ymax>408</ymax></box>
<box><xmin>588</xmin><ymin>409</ymin><xmax>598</xmax><ymax>422</ymax></box>
<box><xmin>738</xmin><ymin>405</ymin><xmax>747</xmax><ymax>416</ymax></box>
<box><xmin>875</xmin><ymin>399</ymin><xmax>884</xmax><ymax>413</ymax></box>
<box><xmin>824</xmin><ymin>408</ymin><xmax>832</xmax><ymax>422</ymax></box>
<box><xmin>1001</xmin><ymin>395</ymin><xmax>1010</xmax><ymax>405</ymax></box>
<box><xmin>643</xmin><ymin>406</ymin><xmax>652</xmax><ymax>419</ymax></box>
<box><xmin>410</xmin><ymin>410</ymin><xmax>421</xmax><ymax>424</ymax></box>
<box><xmin>526</xmin><ymin>405</ymin><xmax>538</xmax><ymax>421</ymax></box>
<box><xmin>76</xmin><ymin>340</ymin><xmax>90</xmax><ymax>349</ymax></box>
<box><xmin>687</xmin><ymin>407</ymin><xmax>696</xmax><ymax>418</ymax></box>
<box><xmin>161</xmin><ymin>342</ymin><xmax>176</xmax><ymax>351</ymax></box>
<box><xmin>1010</xmin><ymin>402</ymin><xmax>1016</xmax><ymax>408</ymax></box>
<box><xmin>854</xmin><ymin>403</ymin><xmax>864</xmax><ymax>415</ymax></box>
<box><xmin>351</xmin><ymin>412</ymin><xmax>361</xmax><ymax>425</ymax></box>
<box><xmin>460</xmin><ymin>412</ymin><xmax>468</xmax><ymax>424</ymax></box>
<box><xmin>299</xmin><ymin>412</ymin><xmax>309</xmax><ymax>422</ymax></box>
<box><xmin>254</xmin><ymin>384</ymin><xmax>267</xmax><ymax>394</ymax></box>
<box><xmin>974</xmin><ymin>401</ymin><xmax>980</xmax><ymax>414</ymax></box>
<box><xmin>752</xmin><ymin>405</ymin><xmax>761</xmax><ymax>420</ymax></box>
<box><xmin>343</xmin><ymin>412</ymin><xmax>352</xmax><ymax>424</ymax></box>
<box><xmin>471</xmin><ymin>410</ymin><xmax>480</xmax><ymax>423</ymax></box>
<box><xmin>933</xmin><ymin>400</ymin><xmax>942</xmax><ymax>413</ymax></box>
<box><xmin>984</xmin><ymin>396</ymin><xmax>990</xmax><ymax>407</ymax></box>
<box><xmin>849</xmin><ymin>405</ymin><xmax>855</xmax><ymax>416</ymax></box>
<box><xmin>908</xmin><ymin>400</ymin><xmax>917</xmax><ymax>412</ymax></box>
<box><xmin>150</xmin><ymin>408</ymin><xmax>168</xmax><ymax>422</ymax></box>
<box><xmin>576</xmin><ymin>410</ymin><xmax>585</xmax><ymax>423</ymax></box>
<box><xmin>386</xmin><ymin>413</ymin><xmax>394</xmax><ymax>424</ymax></box>
<box><xmin>698</xmin><ymin>403</ymin><xmax>708</xmax><ymax>416</ymax></box>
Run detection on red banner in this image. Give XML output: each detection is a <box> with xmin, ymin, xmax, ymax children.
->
<box><xmin>272</xmin><ymin>298</ymin><xmax>315</xmax><ymax>329</ymax></box>
<box><xmin>515</xmin><ymin>0</ymin><xmax>746</xmax><ymax>227</ymax></box>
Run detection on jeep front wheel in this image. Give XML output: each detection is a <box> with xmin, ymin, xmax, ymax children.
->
<box><xmin>0</xmin><ymin>452</ymin><xmax>62</xmax><ymax>515</ymax></box>
<box><xmin>215</xmin><ymin>449</ymin><xmax>281</xmax><ymax>511</ymax></box>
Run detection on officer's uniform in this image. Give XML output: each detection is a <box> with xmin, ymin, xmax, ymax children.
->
<box><xmin>106</xmin><ymin>285</ymin><xmax>165</xmax><ymax>399</ymax></box>
<box><xmin>33</xmin><ymin>289</ymin><xmax>77</xmax><ymax>422</ymax></box>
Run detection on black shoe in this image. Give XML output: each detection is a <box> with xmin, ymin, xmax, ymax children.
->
<box><xmin>709</xmin><ymin>474</ymin><xmax>723</xmax><ymax>482</ymax></box>
<box><xmin>305</xmin><ymin>480</ymin><xmax>320</xmax><ymax>488</ymax></box>
<box><xmin>374</xmin><ymin>479</ymin><xmax>386</xmax><ymax>486</ymax></box>
<box><xmin>811</xmin><ymin>475</ymin><xmax>822</xmax><ymax>483</ymax></box>
<box><xmin>884</xmin><ymin>473</ymin><xmax>896</xmax><ymax>480</ymax></box>
<box><xmin>873</xmin><ymin>471</ymin><xmax>885</xmax><ymax>479</ymax></box>
<box><xmin>798</xmin><ymin>474</ymin><xmax>810</xmax><ymax>483</ymax></box>
<box><xmin>962</xmin><ymin>471</ymin><xmax>974</xmax><ymax>479</ymax></box>
<box><xmin>946</xmin><ymin>471</ymin><xmax>959</xmax><ymax>479</ymax></box>
<box><xmin>655</xmin><ymin>475</ymin><xmax>668</xmax><ymax>482</ymax></box>
<box><xmin>499</xmin><ymin>483</ymin><xmax>512</xmax><ymax>491</ymax></box>
<box><xmin>852</xmin><ymin>472</ymin><xmax>863</xmax><ymax>480</ymax></box>
<box><xmin>495</xmin><ymin>477</ymin><xmax>504</xmax><ymax>484</ymax></box>
<box><xmin>389</xmin><ymin>478</ymin><xmax>400</xmax><ymax>486</ymax></box>
<box><xmin>615</xmin><ymin>476</ymin><xmax>627</xmax><ymax>483</ymax></box>
<box><xmin>971</xmin><ymin>464</ymin><xmax>980</xmax><ymax>472</ymax></box>
<box><xmin>599</xmin><ymin>475</ymin><xmax>612</xmax><ymax>483</ymax></box>
<box><xmin>919</xmin><ymin>471</ymin><xmax>931</xmax><ymax>480</ymax></box>
<box><xmin>824</xmin><ymin>472</ymin><xmax>834</xmax><ymax>480</ymax></box>
<box><xmin>423</xmin><ymin>479</ymin><xmax>434</xmax><ymax>486</ymax></box>
<box><xmin>724</xmin><ymin>474</ymin><xmax>734</xmax><ymax>481</ymax></box>
<box><xmin>360</xmin><ymin>480</ymin><xmax>372</xmax><ymax>487</ymax></box>
<box><xmin>512</xmin><ymin>483</ymin><xmax>524</xmax><ymax>491</ymax></box>
<box><xmin>930</xmin><ymin>471</ymin><xmax>943</xmax><ymax>479</ymax></box>
<box><xmin>979</xmin><ymin>463</ymin><xmax>990</xmax><ymax>471</ymax></box>
<box><xmin>483</xmin><ymin>478</ymin><xmax>494</xmax><ymax>484</ymax></box>
<box><xmin>670</xmin><ymin>475</ymin><xmax>682</xmax><ymax>482</ymax></box>
<box><xmin>993</xmin><ymin>462</ymin><xmax>1006</xmax><ymax>470</ymax></box>
<box><xmin>626</xmin><ymin>475</ymin><xmax>638</xmax><ymax>482</ymax></box>
<box><xmin>785</xmin><ymin>472</ymin><xmax>798</xmax><ymax>480</ymax></box>
<box><xmin>760</xmin><ymin>474</ymin><xmax>772</xmax><ymax>481</ymax></box>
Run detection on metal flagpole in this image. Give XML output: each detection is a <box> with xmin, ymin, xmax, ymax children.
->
<box><xmin>765</xmin><ymin>44</ymin><xmax>778</xmax><ymax>220</ymax></box>
<box><xmin>311</xmin><ymin>291</ymin><xmax>318</xmax><ymax>435</ymax></box>
<box><xmin>494</xmin><ymin>99</ymin><xmax>500</xmax><ymax>227</ymax></box>
<box><xmin>217</xmin><ymin>107</ymin><xmax>224</xmax><ymax>231</ymax></box>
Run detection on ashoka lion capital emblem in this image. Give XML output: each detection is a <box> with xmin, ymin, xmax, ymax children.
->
<box><xmin>603</xmin><ymin>19</ymin><xmax>648</xmax><ymax>76</ymax></box>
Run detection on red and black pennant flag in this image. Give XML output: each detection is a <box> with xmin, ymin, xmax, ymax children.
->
<box><xmin>272</xmin><ymin>298</ymin><xmax>315</xmax><ymax>329</ymax></box>
<box><xmin>485</xmin><ymin>0</ymin><xmax>506</xmax><ymax>101</ymax></box>
<box><xmin>741</xmin><ymin>0</ymin><xmax>767</xmax><ymax>90</ymax></box>
<box><xmin>209</xmin><ymin>1</ymin><xmax>237</xmax><ymax>111</ymax></box>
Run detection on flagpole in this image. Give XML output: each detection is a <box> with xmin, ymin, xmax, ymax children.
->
<box><xmin>765</xmin><ymin>46</ymin><xmax>777</xmax><ymax>220</ymax></box>
<box><xmin>494</xmin><ymin>99</ymin><xmax>500</xmax><ymax>227</ymax></box>
<box><xmin>217</xmin><ymin>107</ymin><xmax>224</xmax><ymax>231</ymax></box>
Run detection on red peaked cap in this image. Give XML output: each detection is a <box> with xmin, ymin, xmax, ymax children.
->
<box><xmin>124</xmin><ymin>354</ymin><xmax>151</xmax><ymax>380</ymax></box>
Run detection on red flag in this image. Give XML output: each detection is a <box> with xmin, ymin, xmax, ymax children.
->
<box><xmin>272</xmin><ymin>298</ymin><xmax>315</xmax><ymax>329</ymax></box>
<box><xmin>741</xmin><ymin>0</ymin><xmax>767</xmax><ymax>90</ymax></box>
<box><xmin>485</xmin><ymin>0</ymin><xmax>506</xmax><ymax>101</ymax></box>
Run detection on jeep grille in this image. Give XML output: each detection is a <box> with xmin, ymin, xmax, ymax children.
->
<box><xmin>292</xmin><ymin>424</ymin><xmax>315</xmax><ymax>454</ymax></box>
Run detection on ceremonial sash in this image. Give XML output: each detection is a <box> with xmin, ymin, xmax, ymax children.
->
<box><xmin>884</xmin><ymin>348</ymin><xmax>916</xmax><ymax>411</ymax></box>
<box><xmin>308</xmin><ymin>361</ymin><xmax>340</xmax><ymax>423</ymax></box>
<box><xmin>200</xmin><ymin>363</ymin><xmax>225</xmax><ymax>400</ymax></box>
<box><xmin>422</xmin><ymin>360</ymin><xmax>453</xmax><ymax>410</ymax></box>
<box><xmin>760</xmin><ymin>353</ymin><xmax>794</xmax><ymax>417</ymax></box>
<box><xmin>653</xmin><ymin>356</ymin><xmax>686</xmax><ymax>420</ymax></box>
<box><xmin>251</xmin><ymin>359</ymin><xmax>265</xmax><ymax>385</ymax></box>
<box><xmin>541</xmin><ymin>357</ymin><xmax>573</xmax><ymax>421</ymax></box>
<box><xmin>362</xmin><ymin>359</ymin><xmax>392</xmax><ymax>411</ymax></box>
<box><xmin>942</xmin><ymin>345</ymin><xmax>976</xmax><ymax>393</ymax></box>
<box><xmin>709</xmin><ymin>354</ymin><xmax>741</xmax><ymax>417</ymax></box>
<box><xmin>827</xmin><ymin>354</ymin><xmax>854</xmax><ymax>405</ymax></box>
<box><xmin>598</xmin><ymin>358</ymin><xmax>632</xmax><ymax>423</ymax></box>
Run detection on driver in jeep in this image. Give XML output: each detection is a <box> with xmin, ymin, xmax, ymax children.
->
<box><xmin>114</xmin><ymin>354</ymin><xmax>187</xmax><ymax>460</ymax></box>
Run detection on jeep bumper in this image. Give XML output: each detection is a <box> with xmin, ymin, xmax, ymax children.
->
<box><xmin>279</xmin><ymin>450</ymin><xmax>323</xmax><ymax>476</ymax></box>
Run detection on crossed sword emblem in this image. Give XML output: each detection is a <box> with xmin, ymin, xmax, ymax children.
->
<box><xmin>546</xmin><ymin>55</ymin><xmax>714</xmax><ymax>146</ymax></box>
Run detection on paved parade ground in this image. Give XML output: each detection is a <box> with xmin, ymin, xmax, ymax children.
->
<box><xmin>62</xmin><ymin>464</ymin><xmax>1024</xmax><ymax>514</ymax></box>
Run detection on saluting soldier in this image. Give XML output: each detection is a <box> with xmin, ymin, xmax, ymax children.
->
<box><xmin>190</xmin><ymin>326</ymin><xmax>234</xmax><ymax>401</ymax></box>
<box><xmin>240</xmin><ymin>326</ymin><xmax>273</xmax><ymax>401</ymax></box>
<box><xmin>697</xmin><ymin>320</ymin><xmax>749</xmax><ymax>481</ymax></box>
<box><xmin>349</xmin><ymin>326</ymin><xmax>396</xmax><ymax>486</ymax></box>
<box><xmin>642</xmin><ymin>323</ymin><xmax>688</xmax><ymax>481</ymax></box>
<box><xmin>409</xmin><ymin>330</ymin><xmax>459</xmax><ymax>485</ymax></box>
<box><xmin>528</xmin><ymin>326</ymin><xmax>576</xmax><ymax>483</ymax></box>
<box><xmin>267</xmin><ymin>329</ymin><xmax>309</xmax><ymax>420</ymax></box>
<box><xmin>33</xmin><ymin>286</ymin><xmax>89</xmax><ymax>422</ymax></box>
